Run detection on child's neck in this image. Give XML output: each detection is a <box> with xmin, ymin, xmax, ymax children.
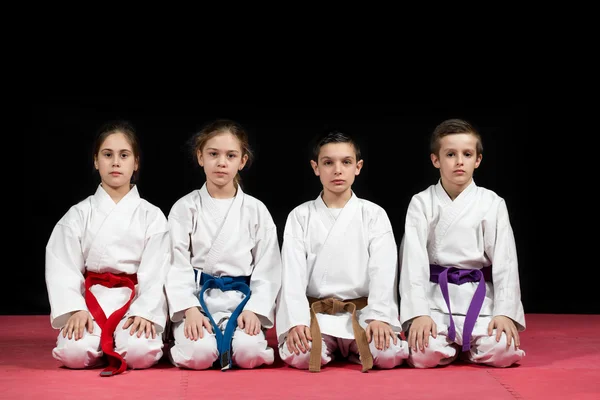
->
<box><xmin>321</xmin><ymin>188</ymin><xmax>352</xmax><ymax>208</ymax></box>
<box><xmin>206</xmin><ymin>181</ymin><xmax>237</xmax><ymax>199</ymax></box>
<box><xmin>441</xmin><ymin>178</ymin><xmax>472</xmax><ymax>201</ymax></box>
<box><xmin>102</xmin><ymin>183</ymin><xmax>131</xmax><ymax>204</ymax></box>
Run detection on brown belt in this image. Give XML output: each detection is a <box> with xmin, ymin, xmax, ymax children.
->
<box><xmin>307</xmin><ymin>296</ymin><xmax>373</xmax><ymax>372</ymax></box>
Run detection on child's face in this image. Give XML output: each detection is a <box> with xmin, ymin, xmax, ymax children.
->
<box><xmin>311</xmin><ymin>142</ymin><xmax>363</xmax><ymax>196</ymax></box>
<box><xmin>94</xmin><ymin>132</ymin><xmax>138</xmax><ymax>191</ymax></box>
<box><xmin>431</xmin><ymin>133</ymin><xmax>482</xmax><ymax>189</ymax></box>
<box><xmin>197</xmin><ymin>131</ymin><xmax>248</xmax><ymax>191</ymax></box>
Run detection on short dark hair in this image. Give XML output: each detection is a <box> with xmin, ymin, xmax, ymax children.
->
<box><xmin>311</xmin><ymin>130</ymin><xmax>361</xmax><ymax>162</ymax></box>
<box><xmin>430</xmin><ymin>118</ymin><xmax>483</xmax><ymax>156</ymax></box>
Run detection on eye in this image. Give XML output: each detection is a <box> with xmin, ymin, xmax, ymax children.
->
<box><xmin>344</xmin><ymin>160</ymin><xmax>352</xmax><ymax>165</ymax></box>
<box><xmin>121</xmin><ymin>153</ymin><xmax>129</xmax><ymax>159</ymax></box>
<box><xmin>447</xmin><ymin>152</ymin><xmax>455</xmax><ymax>157</ymax></box>
<box><xmin>465</xmin><ymin>152</ymin><xmax>472</xmax><ymax>157</ymax></box>
<box><xmin>104</xmin><ymin>152</ymin><xmax>112</xmax><ymax>158</ymax></box>
<box><xmin>209</xmin><ymin>152</ymin><xmax>217</xmax><ymax>157</ymax></box>
<box><xmin>324</xmin><ymin>161</ymin><xmax>332</xmax><ymax>165</ymax></box>
<box><xmin>228</xmin><ymin>154</ymin><xmax>237</xmax><ymax>158</ymax></box>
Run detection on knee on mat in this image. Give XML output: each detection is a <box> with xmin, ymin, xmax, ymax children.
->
<box><xmin>122</xmin><ymin>335</ymin><xmax>163</xmax><ymax>369</ymax></box>
<box><xmin>280</xmin><ymin>343</ymin><xmax>312</xmax><ymax>369</ymax></box>
<box><xmin>409</xmin><ymin>336</ymin><xmax>455</xmax><ymax>368</ymax></box>
<box><xmin>54</xmin><ymin>335</ymin><xmax>100</xmax><ymax>369</ymax></box>
<box><xmin>232</xmin><ymin>331</ymin><xmax>270</xmax><ymax>368</ymax></box>
<box><xmin>477</xmin><ymin>333</ymin><xmax>523</xmax><ymax>367</ymax></box>
<box><xmin>370</xmin><ymin>341</ymin><xmax>407</xmax><ymax>369</ymax></box>
<box><xmin>174</xmin><ymin>336</ymin><xmax>219</xmax><ymax>370</ymax></box>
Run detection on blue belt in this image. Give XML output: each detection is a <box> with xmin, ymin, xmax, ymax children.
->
<box><xmin>195</xmin><ymin>270</ymin><xmax>251</xmax><ymax>371</ymax></box>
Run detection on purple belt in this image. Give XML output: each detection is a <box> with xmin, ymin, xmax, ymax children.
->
<box><xmin>429</xmin><ymin>264</ymin><xmax>492</xmax><ymax>352</ymax></box>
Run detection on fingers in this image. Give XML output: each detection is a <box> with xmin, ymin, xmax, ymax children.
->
<box><xmin>495</xmin><ymin>324</ymin><xmax>503</xmax><ymax>342</ymax></box>
<box><xmin>252</xmin><ymin>319</ymin><xmax>261</xmax><ymax>336</ymax></box>
<box><xmin>392</xmin><ymin>330</ymin><xmax>398</xmax><ymax>345</ymax></box>
<box><xmin>144</xmin><ymin>321</ymin><xmax>152</xmax><ymax>339</ymax></box>
<box><xmin>237</xmin><ymin>314</ymin><xmax>245</xmax><ymax>330</ymax></box>
<box><xmin>514</xmin><ymin>330</ymin><xmax>520</xmax><ymax>349</ymax></box>
<box><xmin>123</xmin><ymin>317</ymin><xmax>133</xmax><ymax>330</ymax></box>
<box><xmin>151</xmin><ymin>324</ymin><xmax>157</xmax><ymax>340</ymax></box>
<box><xmin>78</xmin><ymin>319</ymin><xmax>84</xmax><ymax>341</ymax></box>
<box><xmin>130</xmin><ymin>318</ymin><xmax>141</xmax><ymax>336</ymax></box>
<box><xmin>299</xmin><ymin>329</ymin><xmax>311</xmax><ymax>353</ymax></box>
<box><xmin>505</xmin><ymin>328</ymin><xmax>512</xmax><ymax>348</ymax></box>
<box><xmin>408</xmin><ymin>326</ymin><xmax>416</xmax><ymax>351</ymax></box>
<box><xmin>304</xmin><ymin>326</ymin><xmax>312</xmax><ymax>341</ymax></box>
<box><xmin>417</xmin><ymin>328</ymin><xmax>425</xmax><ymax>352</ymax></box>
<box><xmin>243</xmin><ymin>316</ymin><xmax>251</xmax><ymax>335</ymax></box>
<box><xmin>73</xmin><ymin>320</ymin><xmax>80</xmax><ymax>340</ymax></box>
<box><xmin>87</xmin><ymin>314</ymin><xmax>94</xmax><ymax>333</ymax></box>
<box><xmin>294</xmin><ymin>330</ymin><xmax>307</xmax><ymax>354</ymax></box>
<box><xmin>383</xmin><ymin>329</ymin><xmax>391</xmax><ymax>350</ymax></box>
<box><xmin>365</xmin><ymin>325</ymin><xmax>372</xmax><ymax>343</ymax></box>
<box><xmin>203</xmin><ymin>317</ymin><xmax>213</xmax><ymax>334</ymax></box>
<box><xmin>286</xmin><ymin>334</ymin><xmax>299</xmax><ymax>355</ymax></box>
<box><xmin>488</xmin><ymin>319</ymin><xmax>494</xmax><ymax>336</ymax></box>
<box><xmin>374</xmin><ymin>328</ymin><xmax>381</xmax><ymax>350</ymax></box>
<box><xmin>431</xmin><ymin>321</ymin><xmax>438</xmax><ymax>339</ymax></box>
<box><xmin>193</xmin><ymin>322</ymin><xmax>200</xmax><ymax>340</ymax></box>
<box><xmin>424</xmin><ymin>325</ymin><xmax>430</xmax><ymax>349</ymax></box>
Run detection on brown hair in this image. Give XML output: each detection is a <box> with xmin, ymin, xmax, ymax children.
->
<box><xmin>430</xmin><ymin>118</ymin><xmax>483</xmax><ymax>157</ymax></box>
<box><xmin>191</xmin><ymin>119</ymin><xmax>253</xmax><ymax>188</ymax></box>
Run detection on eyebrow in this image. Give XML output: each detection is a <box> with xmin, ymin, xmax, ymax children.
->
<box><xmin>206</xmin><ymin>148</ymin><xmax>240</xmax><ymax>153</ymax></box>
<box><xmin>100</xmin><ymin>148</ymin><xmax>132</xmax><ymax>153</ymax></box>
<box><xmin>320</xmin><ymin>156</ymin><xmax>355</xmax><ymax>161</ymax></box>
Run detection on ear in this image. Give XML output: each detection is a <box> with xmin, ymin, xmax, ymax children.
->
<box><xmin>474</xmin><ymin>153</ymin><xmax>482</xmax><ymax>169</ymax></box>
<box><xmin>94</xmin><ymin>156</ymin><xmax>99</xmax><ymax>170</ymax></box>
<box><xmin>430</xmin><ymin>153</ymin><xmax>441</xmax><ymax>169</ymax></box>
<box><xmin>134</xmin><ymin>156</ymin><xmax>139</xmax><ymax>172</ymax></box>
<box><xmin>310</xmin><ymin>160</ymin><xmax>319</xmax><ymax>176</ymax></box>
<box><xmin>239</xmin><ymin>153</ymin><xmax>248</xmax><ymax>171</ymax></box>
<box><xmin>197</xmin><ymin>150</ymin><xmax>204</xmax><ymax>167</ymax></box>
<box><xmin>355</xmin><ymin>159</ymin><xmax>364</xmax><ymax>176</ymax></box>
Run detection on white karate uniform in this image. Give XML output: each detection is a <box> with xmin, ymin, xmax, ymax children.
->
<box><xmin>276</xmin><ymin>192</ymin><xmax>409</xmax><ymax>370</ymax></box>
<box><xmin>165</xmin><ymin>184</ymin><xmax>281</xmax><ymax>370</ymax></box>
<box><xmin>45</xmin><ymin>184</ymin><xmax>170</xmax><ymax>369</ymax></box>
<box><xmin>399</xmin><ymin>180</ymin><xmax>526</xmax><ymax>368</ymax></box>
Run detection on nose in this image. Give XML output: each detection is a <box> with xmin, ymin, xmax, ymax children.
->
<box><xmin>112</xmin><ymin>155</ymin><xmax>120</xmax><ymax>167</ymax></box>
<box><xmin>334</xmin><ymin>162</ymin><xmax>342</xmax><ymax>175</ymax></box>
<box><xmin>217</xmin><ymin>155</ymin><xmax>227</xmax><ymax>167</ymax></box>
<box><xmin>456</xmin><ymin>155</ymin><xmax>464</xmax><ymax>165</ymax></box>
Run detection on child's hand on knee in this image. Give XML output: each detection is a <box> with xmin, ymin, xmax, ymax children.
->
<box><xmin>408</xmin><ymin>315</ymin><xmax>437</xmax><ymax>353</ymax></box>
<box><xmin>123</xmin><ymin>316</ymin><xmax>157</xmax><ymax>339</ymax></box>
<box><xmin>237</xmin><ymin>310</ymin><xmax>262</xmax><ymax>336</ymax></box>
<box><xmin>488</xmin><ymin>315</ymin><xmax>520</xmax><ymax>350</ymax></box>
<box><xmin>286</xmin><ymin>325</ymin><xmax>312</xmax><ymax>355</ymax></box>
<box><xmin>183</xmin><ymin>306</ymin><xmax>213</xmax><ymax>341</ymax></box>
<box><xmin>63</xmin><ymin>310</ymin><xmax>93</xmax><ymax>341</ymax></box>
<box><xmin>366</xmin><ymin>320</ymin><xmax>397</xmax><ymax>350</ymax></box>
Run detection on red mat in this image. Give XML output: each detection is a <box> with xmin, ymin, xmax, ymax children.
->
<box><xmin>0</xmin><ymin>314</ymin><xmax>598</xmax><ymax>399</ymax></box>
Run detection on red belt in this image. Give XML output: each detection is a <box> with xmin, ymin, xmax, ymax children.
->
<box><xmin>84</xmin><ymin>271</ymin><xmax>138</xmax><ymax>377</ymax></box>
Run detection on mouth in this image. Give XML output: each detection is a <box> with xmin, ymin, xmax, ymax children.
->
<box><xmin>332</xmin><ymin>180</ymin><xmax>345</xmax><ymax>184</ymax></box>
<box><xmin>454</xmin><ymin>170</ymin><xmax>465</xmax><ymax>174</ymax></box>
<box><xmin>109</xmin><ymin>172</ymin><xmax>122</xmax><ymax>176</ymax></box>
